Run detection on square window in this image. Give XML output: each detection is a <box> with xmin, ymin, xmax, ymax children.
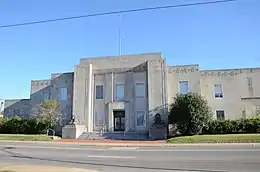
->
<box><xmin>96</xmin><ymin>85</ymin><xmax>104</xmax><ymax>99</ymax></box>
<box><xmin>116</xmin><ymin>84</ymin><xmax>124</xmax><ymax>100</ymax></box>
<box><xmin>42</xmin><ymin>92</ymin><xmax>49</xmax><ymax>100</ymax></box>
<box><xmin>179</xmin><ymin>81</ymin><xmax>189</xmax><ymax>94</ymax></box>
<box><xmin>216</xmin><ymin>110</ymin><xmax>225</xmax><ymax>120</ymax></box>
<box><xmin>214</xmin><ymin>84</ymin><xmax>223</xmax><ymax>98</ymax></box>
<box><xmin>135</xmin><ymin>83</ymin><xmax>145</xmax><ymax>98</ymax></box>
<box><xmin>60</xmin><ymin>87</ymin><xmax>67</xmax><ymax>101</ymax></box>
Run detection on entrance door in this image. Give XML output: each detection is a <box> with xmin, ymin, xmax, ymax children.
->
<box><xmin>113</xmin><ymin>110</ymin><xmax>125</xmax><ymax>131</ymax></box>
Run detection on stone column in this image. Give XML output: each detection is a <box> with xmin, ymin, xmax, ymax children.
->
<box><xmin>87</xmin><ymin>64</ymin><xmax>93</xmax><ymax>132</ymax></box>
<box><xmin>105</xmin><ymin>73</ymin><xmax>113</xmax><ymax>132</ymax></box>
<box><xmin>124</xmin><ymin>72</ymin><xmax>134</xmax><ymax>132</ymax></box>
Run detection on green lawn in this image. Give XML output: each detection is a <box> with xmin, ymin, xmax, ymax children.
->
<box><xmin>0</xmin><ymin>134</ymin><xmax>53</xmax><ymax>141</ymax></box>
<box><xmin>167</xmin><ymin>134</ymin><xmax>260</xmax><ymax>143</ymax></box>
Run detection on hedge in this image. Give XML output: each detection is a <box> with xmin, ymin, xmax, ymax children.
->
<box><xmin>0</xmin><ymin>117</ymin><xmax>50</xmax><ymax>134</ymax></box>
<box><xmin>202</xmin><ymin>118</ymin><xmax>260</xmax><ymax>134</ymax></box>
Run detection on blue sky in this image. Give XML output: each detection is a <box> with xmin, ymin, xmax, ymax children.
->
<box><xmin>0</xmin><ymin>0</ymin><xmax>259</xmax><ymax>99</ymax></box>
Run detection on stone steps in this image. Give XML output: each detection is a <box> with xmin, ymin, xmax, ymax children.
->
<box><xmin>78</xmin><ymin>132</ymin><xmax>149</xmax><ymax>140</ymax></box>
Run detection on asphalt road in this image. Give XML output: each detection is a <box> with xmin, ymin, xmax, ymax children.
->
<box><xmin>0</xmin><ymin>142</ymin><xmax>259</xmax><ymax>172</ymax></box>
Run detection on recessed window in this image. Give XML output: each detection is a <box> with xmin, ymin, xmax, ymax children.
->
<box><xmin>216</xmin><ymin>110</ymin><xmax>225</xmax><ymax>120</ymax></box>
<box><xmin>116</xmin><ymin>84</ymin><xmax>124</xmax><ymax>100</ymax></box>
<box><xmin>96</xmin><ymin>85</ymin><xmax>104</xmax><ymax>99</ymax></box>
<box><xmin>136</xmin><ymin>111</ymin><xmax>146</xmax><ymax>127</ymax></box>
<box><xmin>60</xmin><ymin>87</ymin><xmax>67</xmax><ymax>101</ymax></box>
<box><xmin>42</xmin><ymin>92</ymin><xmax>49</xmax><ymax>100</ymax></box>
<box><xmin>179</xmin><ymin>81</ymin><xmax>189</xmax><ymax>94</ymax></box>
<box><xmin>135</xmin><ymin>83</ymin><xmax>145</xmax><ymax>98</ymax></box>
<box><xmin>214</xmin><ymin>84</ymin><xmax>223</xmax><ymax>98</ymax></box>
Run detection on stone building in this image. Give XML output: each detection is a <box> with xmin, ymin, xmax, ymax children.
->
<box><xmin>3</xmin><ymin>53</ymin><xmax>260</xmax><ymax>138</ymax></box>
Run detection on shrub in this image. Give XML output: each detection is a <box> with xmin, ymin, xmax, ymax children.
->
<box><xmin>202</xmin><ymin>118</ymin><xmax>260</xmax><ymax>134</ymax></box>
<box><xmin>0</xmin><ymin>117</ymin><xmax>50</xmax><ymax>134</ymax></box>
<box><xmin>169</xmin><ymin>92</ymin><xmax>213</xmax><ymax>136</ymax></box>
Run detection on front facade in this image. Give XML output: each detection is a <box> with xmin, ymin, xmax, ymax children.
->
<box><xmin>3</xmin><ymin>53</ymin><xmax>260</xmax><ymax>134</ymax></box>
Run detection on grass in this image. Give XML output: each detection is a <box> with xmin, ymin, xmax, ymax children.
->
<box><xmin>0</xmin><ymin>134</ymin><xmax>53</xmax><ymax>141</ymax></box>
<box><xmin>167</xmin><ymin>134</ymin><xmax>260</xmax><ymax>143</ymax></box>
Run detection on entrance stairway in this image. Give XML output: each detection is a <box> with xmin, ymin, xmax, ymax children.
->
<box><xmin>78</xmin><ymin>131</ymin><xmax>149</xmax><ymax>140</ymax></box>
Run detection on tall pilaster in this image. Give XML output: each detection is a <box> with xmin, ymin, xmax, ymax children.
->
<box><xmin>147</xmin><ymin>60</ymin><xmax>168</xmax><ymax>125</ymax></box>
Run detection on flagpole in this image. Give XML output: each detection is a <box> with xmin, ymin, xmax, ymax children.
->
<box><xmin>118</xmin><ymin>14</ymin><xmax>122</xmax><ymax>56</ymax></box>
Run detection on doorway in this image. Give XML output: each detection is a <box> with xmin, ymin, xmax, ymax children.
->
<box><xmin>113</xmin><ymin>110</ymin><xmax>125</xmax><ymax>131</ymax></box>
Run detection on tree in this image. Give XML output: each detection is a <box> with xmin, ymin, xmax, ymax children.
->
<box><xmin>169</xmin><ymin>92</ymin><xmax>213</xmax><ymax>136</ymax></box>
<box><xmin>32</xmin><ymin>99</ymin><xmax>60</xmax><ymax>128</ymax></box>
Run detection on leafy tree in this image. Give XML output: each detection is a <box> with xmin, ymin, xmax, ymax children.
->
<box><xmin>169</xmin><ymin>92</ymin><xmax>213</xmax><ymax>136</ymax></box>
<box><xmin>32</xmin><ymin>99</ymin><xmax>60</xmax><ymax>129</ymax></box>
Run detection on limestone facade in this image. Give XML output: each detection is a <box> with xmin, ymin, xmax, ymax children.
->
<box><xmin>3</xmin><ymin>53</ymin><xmax>260</xmax><ymax>133</ymax></box>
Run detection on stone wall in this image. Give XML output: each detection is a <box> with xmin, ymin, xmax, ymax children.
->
<box><xmin>200</xmin><ymin>67</ymin><xmax>260</xmax><ymax>119</ymax></box>
<box><xmin>50</xmin><ymin>72</ymin><xmax>74</xmax><ymax>126</ymax></box>
<box><xmin>79</xmin><ymin>52</ymin><xmax>162</xmax><ymax>69</ymax></box>
<box><xmin>167</xmin><ymin>64</ymin><xmax>201</xmax><ymax>106</ymax></box>
<box><xmin>4</xmin><ymin>99</ymin><xmax>31</xmax><ymax>118</ymax></box>
<box><xmin>4</xmin><ymin>72</ymin><xmax>74</xmax><ymax>127</ymax></box>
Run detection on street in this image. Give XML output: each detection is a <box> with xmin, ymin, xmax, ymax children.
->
<box><xmin>0</xmin><ymin>142</ymin><xmax>259</xmax><ymax>172</ymax></box>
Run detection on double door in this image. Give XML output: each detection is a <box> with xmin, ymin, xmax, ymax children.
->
<box><xmin>113</xmin><ymin>110</ymin><xmax>125</xmax><ymax>131</ymax></box>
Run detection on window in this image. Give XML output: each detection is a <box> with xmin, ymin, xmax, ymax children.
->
<box><xmin>60</xmin><ymin>87</ymin><xmax>67</xmax><ymax>101</ymax></box>
<box><xmin>179</xmin><ymin>81</ymin><xmax>189</xmax><ymax>94</ymax></box>
<box><xmin>136</xmin><ymin>111</ymin><xmax>146</xmax><ymax>127</ymax></box>
<box><xmin>216</xmin><ymin>110</ymin><xmax>225</xmax><ymax>120</ymax></box>
<box><xmin>42</xmin><ymin>92</ymin><xmax>49</xmax><ymax>100</ymax></box>
<box><xmin>96</xmin><ymin>85</ymin><xmax>104</xmax><ymax>99</ymax></box>
<box><xmin>135</xmin><ymin>83</ymin><xmax>145</xmax><ymax>98</ymax></box>
<box><xmin>214</xmin><ymin>84</ymin><xmax>223</xmax><ymax>98</ymax></box>
<box><xmin>116</xmin><ymin>84</ymin><xmax>124</xmax><ymax>100</ymax></box>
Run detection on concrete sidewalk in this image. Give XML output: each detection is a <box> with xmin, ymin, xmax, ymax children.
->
<box><xmin>56</xmin><ymin>139</ymin><xmax>260</xmax><ymax>147</ymax></box>
<box><xmin>0</xmin><ymin>164</ymin><xmax>98</xmax><ymax>172</ymax></box>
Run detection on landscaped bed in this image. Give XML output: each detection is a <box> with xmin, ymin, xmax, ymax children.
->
<box><xmin>167</xmin><ymin>134</ymin><xmax>260</xmax><ymax>143</ymax></box>
<box><xmin>0</xmin><ymin>134</ymin><xmax>53</xmax><ymax>141</ymax></box>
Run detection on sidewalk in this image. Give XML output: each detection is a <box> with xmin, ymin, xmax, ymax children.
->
<box><xmin>0</xmin><ymin>164</ymin><xmax>98</xmax><ymax>172</ymax></box>
<box><xmin>55</xmin><ymin>139</ymin><xmax>260</xmax><ymax>147</ymax></box>
<box><xmin>56</xmin><ymin>139</ymin><xmax>169</xmax><ymax>147</ymax></box>
<box><xmin>0</xmin><ymin>139</ymin><xmax>260</xmax><ymax>147</ymax></box>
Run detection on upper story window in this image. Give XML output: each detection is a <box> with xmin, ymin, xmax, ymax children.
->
<box><xmin>115</xmin><ymin>84</ymin><xmax>124</xmax><ymax>100</ymax></box>
<box><xmin>214</xmin><ymin>84</ymin><xmax>223</xmax><ymax>98</ymax></box>
<box><xmin>216</xmin><ymin>110</ymin><xmax>225</xmax><ymax>120</ymax></box>
<box><xmin>42</xmin><ymin>92</ymin><xmax>49</xmax><ymax>100</ymax></box>
<box><xmin>96</xmin><ymin>85</ymin><xmax>104</xmax><ymax>99</ymax></box>
<box><xmin>135</xmin><ymin>83</ymin><xmax>145</xmax><ymax>98</ymax></box>
<box><xmin>179</xmin><ymin>81</ymin><xmax>189</xmax><ymax>94</ymax></box>
<box><xmin>60</xmin><ymin>87</ymin><xmax>67</xmax><ymax>101</ymax></box>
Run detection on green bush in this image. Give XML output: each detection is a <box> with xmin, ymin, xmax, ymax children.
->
<box><xmin>169</xmin><ymin>92</ymin><xmax>213</xmax><ymax>136</ymax></box>
<box><xmin>0</xmin><ymin>117</ymin><xmax>50</xmax><ymax>134</ymax></box>
<box><xmin>202</xmin><ymin>118</ymin><xmax>260</xmax><ymax>134</ymax></box>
